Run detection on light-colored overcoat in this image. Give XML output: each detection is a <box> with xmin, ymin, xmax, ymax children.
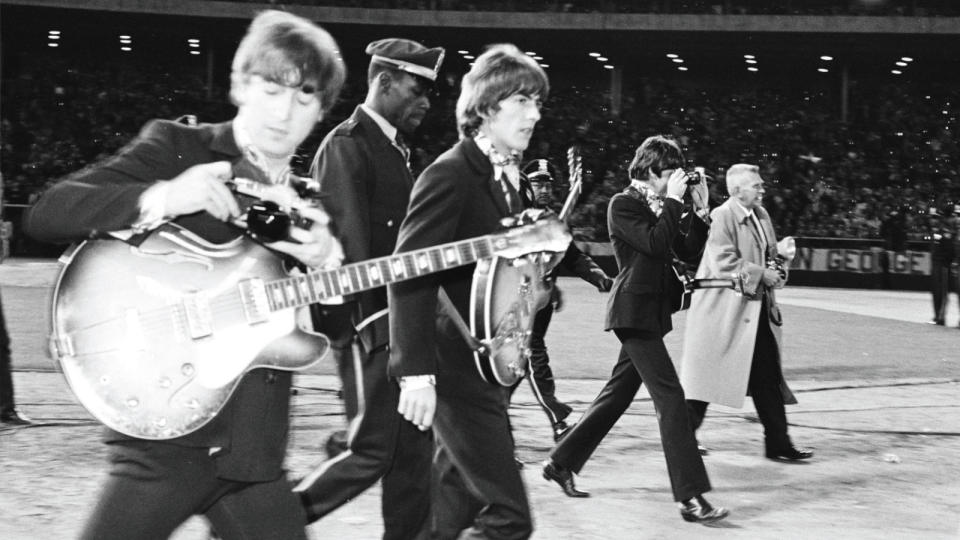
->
<box><xmin>679</xmin><ymin>198</ymin><xmax>797</xmax><ymax>408</ymax></box>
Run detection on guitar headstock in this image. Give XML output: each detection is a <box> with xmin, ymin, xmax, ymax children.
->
<box><xmin>492</xmin><ymin>211</ymin><xmax>572</xmax><ymax>259</ymax></box>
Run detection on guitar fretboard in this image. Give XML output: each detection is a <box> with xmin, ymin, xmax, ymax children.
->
<box><xmin>263</xmin><ymin>237</ymin><xmax>496</xmax><ymax>311</ymax></box>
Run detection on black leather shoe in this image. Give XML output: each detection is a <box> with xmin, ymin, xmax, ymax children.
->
<box><xmin>553</xmin><ymin>421</ymin><xmax>573</xmax><ymax>442</ymax></box>
<box><xmin>766</xmin><ymin>446</ymin><xmax>814</xmax><ymax>462</ymax></box>
<box><xmin>0</xmin><ymin>409</ymin><xmax>33</xmax><ymax>426</ymax></box>
<box><xmin>679</xmin><ymin>495</ymin><xmax>729</xmax><ymax>523</ymax></box>
<box><xmin>542</xmin><ymin>460</ymin><xmax>589</xmax><ymax>498</ymax></box>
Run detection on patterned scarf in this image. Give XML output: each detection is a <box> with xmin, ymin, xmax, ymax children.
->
<box><xmin>629</xmin><ymin>180</ymin><xmax>663</xmax><ymax>216</ymax></box>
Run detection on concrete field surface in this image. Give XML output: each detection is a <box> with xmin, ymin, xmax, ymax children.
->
<box><xmin>1</xmin><ymin>261</ymin><xmax>959</xmax><ymax>539</ymax></box>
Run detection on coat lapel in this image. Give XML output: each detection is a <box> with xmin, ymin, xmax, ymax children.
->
<box><xmin>462</xmin><ymin>138</ymin><xmax>510</xmax><ymax>218</ymax></box>
<box><xmin>354</xmin><ymin>106</ymin><xmax>415</xmax><ymax>189</ymax></box>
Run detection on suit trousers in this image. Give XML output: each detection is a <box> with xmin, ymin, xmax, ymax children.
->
<box><xmin>80</xmin><ymin>440</ymin><xmax>306</xmax><ymax>540</ymax></box>
<box><xmin>508</xmin><ymin>304</ymin><xmax>572</xmax><ymax>427</ymax></box>
<box><xmin>930</xmin><ymin>264</ymin><xmax>954</xmax><ymax>323</ymax></box>
<box><xmin>687</xmin><ymin>299</ymin><xmax>791</xmax><ymax>453</ymax></box>
<box><xmin>431</xmin><ymin>334</ymin><xmax>532</xmax><ymax>540</ymax></box>
<box><xmin>550</xmin><ymin>329</ymin><xmax>710</xmax><ymax>502</ymax></box>
<box><xmin>296</xmin><ymin>344</ymin><xmax>432</xmax><ymax>540</ymax></box>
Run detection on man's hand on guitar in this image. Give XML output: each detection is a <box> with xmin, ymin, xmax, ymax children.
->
<box><xmin>398</xmin><ymin>386</ymin><xmax>436</xmax><ymax>431</ymax></box>
<box><xmin>266</xmin><ymin>205</ymin><xmax>344</xmax><ymax>269</ymax></box>
<box><xmin>154</xmin><ymin>161</ymin><xmax>241</xmax><ymax>221</ymax></box>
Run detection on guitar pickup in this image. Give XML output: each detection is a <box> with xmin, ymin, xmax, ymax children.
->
<box><xmin>181</xmin><ymin>293</ymin><xmax>213</xmax><ymax>339</ymax></box>
<box><xmin>238</xmin><ymin>278</ymin><xmax>269</xmax><ymax>325</ymax></box>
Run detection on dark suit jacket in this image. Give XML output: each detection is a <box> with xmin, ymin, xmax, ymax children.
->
<box><xmin>604</xmin><ymin>186</ymin><xmax>708</xmax><ymax>335</ymax></box>
<box><xmin>22</xmin><ymin>119</ymin><xmax>293</xmax><ymax>482</ymax></box>
<box><xmin>311</xmin><ymin>106</ymin><xmax>415</xmax><ymax>350</ymax></box>
<box><xmin>387</xmin><ymin>137</ymin><xmax>513</xmax><ymax>379</ymax></box>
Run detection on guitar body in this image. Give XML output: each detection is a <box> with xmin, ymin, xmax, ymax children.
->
<box><xmin>50</xmin><ymin>224</ymin><xmax>329</xmax><ymax>439</ymax></box>
<box><xmin>470</xmin><ymin>254</ymin><xmax>553</xmax><ymax>386</ymax></box>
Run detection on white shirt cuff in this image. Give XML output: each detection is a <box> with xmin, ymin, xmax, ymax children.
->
<box><xmin>133</xmin><ymin>182</ymin><xmax>170</xmax><ymax>233</ymax></box>
<box><xmin>399</xmin><ymin>375</ymin><xmax>436</xmax><ymax>391</ymax></box>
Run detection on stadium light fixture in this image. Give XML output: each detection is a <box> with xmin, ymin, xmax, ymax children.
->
<box><xmin>666</xmin><ymin>53</ymin><xmax>678</xmax><ymax>58</ymax></box>
<box><xmin>589</xmin><ymin>52</ymin><xmax>601</xmax><ymax>57</ymax></box>
<box><xmin>597</xmin><ymin>57</ymin><xmax>608</xmax><ymax>62</ymax></box>
<box><xmin>891</xmin><ymin>69</ymin><xmax>902</xmax><ymax>74</ymax></box>
<box><xmin>901</xmin><ymin>56</ymin><xmax>913</xmax><ymax>62</ymax></box>
<box><xmin>47</xmin><ymin>43</ymin><xmax>59</xmax><ymax>48</ymax></box>
<box><xmin>820</xmin><ymin>55</ymin><xmax>833</xmax><ymax>61</ymax></box>
<box><xmin>457</xmin><ymin>50</ymin><xmax>468</xmax><ymax>55</ymax></box>
<box><xmin>48</xmin><ymin>35</ymin><xmax>60</xmax><ymax>40</ymax></box>
<box><xmin>533</xmin><ymin>56</ymin><xmax>543</xmax><ymax>60</ymax></box>
<box><xmin>896</xmin><ymin>61</ymin><xmax>907</xmax><ymax>67</ymax></box>
<box><xmin>48</xmin><ymin>30</ymin><xmax>60</xmax><ymax>34</ymax></box>
<box><xmin>678</xmin><ymin>66</ymin><xmax>688</xmax><ymax>71</ymax></box>
<box><xmin>672</xmin><ymin>58</ymin><xmax>684</xmax><ymax>63</ymax></box>
<box><xmin>604</xmin><ymin>65</ymin><xmax>614</xmax><ymax>70</ymax></box>
<box><xmin>121</xmin><ymin>46</ymin><xmax>132</xmax><ymax>52</ymax></box>
<box><xmin>463</xmin><ymin>55</ymin><xmax>474</xmax><ymax>60</ymax></box>
<box><xmin>745</xmin><ymin>59</ymin><xmax>757</xmax><ymax>64</ymax></box>
<box><xmin>540</xmin><ymin>63</ymin><xmax>549</xmax><ymax>68</ymax></box>
<box><xmin>525</xmin><ymin>51</ymin><xmax>536</xmax><ymax>56</ymax></box>
<box><xmin>190</xmin><ymin>51</ymin><xmax>200</xmax><ymax>56</ymax></box>
<box><xmin>747</xmin><ymin>67</ymin><xmax>758</xmax><ymax>72</ymax></box>
<box><xmin>818</xmin><ymin>68</ymin><xmax>829</xmax><ymax>73</ymax></box>
<box><xmin>743</xmin><ymin>54</ymin><xmax>755</xmax><ymax>59</ymax></box>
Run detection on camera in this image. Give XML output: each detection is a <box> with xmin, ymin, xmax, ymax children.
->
<box><xmin>228</xmin><ymin>175</ymin><xmax>317</xmax><ymax>243</ymax></box>
<box><xmin>684</xmin><ymin>166</ymin><xmax>707</xmax><ymax>186</ymax></box>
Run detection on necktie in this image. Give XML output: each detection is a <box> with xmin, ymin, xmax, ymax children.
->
<box><xmin>394</xmin><ymin>133</ymin><xmax>411</xmax><ymax>168</ymax></box>
<box><xmin>500</xmin><ymin>171</ymin><xmax>523</xmax><ymax>213</ymax></box>
<box><xmin>750</xmin><ymin>213</ymin><xmax>768</xmax><ymax>251</ymax></box>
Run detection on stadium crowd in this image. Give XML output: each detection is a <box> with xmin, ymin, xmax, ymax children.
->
<box><xmin>3</xmin><ymin>55</ymin><xmax>958</xmax><ymax>250</ymax></box>
<box><xmin>221</xmin><ymin>0</ymin><xmax>958</xmax><ymax>16</ymax></box>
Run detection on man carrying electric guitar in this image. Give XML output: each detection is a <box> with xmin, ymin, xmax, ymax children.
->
<box><xmin>22</xmin><ymin>11</ymin><xmax>346</xmax><ymax>540</ymax></box>
<box><xmin>388</xmin><ymin>44</ymin><xmax>552</xmax><ymax>539</ymax></box>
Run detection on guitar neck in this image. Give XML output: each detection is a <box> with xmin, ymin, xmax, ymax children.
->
<box><xmin>558</xmin><ymin>181</ymin><xmax>581</xmax><ymax>222</ymax></box>
<box><xmin>261</xmin><ymin>236</ymin><xmax>496</xmax><ymax>311</ymax></box>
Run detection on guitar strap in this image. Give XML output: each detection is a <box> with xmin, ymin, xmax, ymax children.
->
<box><xmin>436</xmin><ymin>288</ymin><xmax>488</xmax><ymax>356</ymax></box>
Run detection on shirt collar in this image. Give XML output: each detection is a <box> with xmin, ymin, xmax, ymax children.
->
<box><xmin>734</xmin><ymin>198</ymin><xmax>757</xmax><ymax>220</ymax></box>
<box><xmin>360</xmin><ymin>104</ymin><xmax>398</xmax><ymax>143</ymax></box>
<box><xmin>474</xmin><ymin>133</ymin><xmax>521</xmax><ymax>187</ymax></box>
<box><xmin>629</xmin><ymin>179</ymin><xmax>664</xmax><ymax>216</ymax></box>
<box><xmin>231</xmin><ymin>118</ymin><xmax>291</xmax><ymax>184</ymax></box>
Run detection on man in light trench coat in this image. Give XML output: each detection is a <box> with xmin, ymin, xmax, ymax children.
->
<box><xmin>679</xmin><ymin>163</ymin><xmax>813</xmax><ymax>462</ymax></box>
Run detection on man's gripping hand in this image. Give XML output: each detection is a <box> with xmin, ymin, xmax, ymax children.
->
<box><xmin>398</xmin><ymin>385</ymin><xmax>436</xmax><ymax>431</ymax></box>
<box><xmin>266</xmin><ymin>204</ymin><xmax>344</xmax><ymax>269</ymax></box>
<box><xmin>152</xmin><ymin>161</ymin><xmax>241</xmax><ymax>221</ymax></box>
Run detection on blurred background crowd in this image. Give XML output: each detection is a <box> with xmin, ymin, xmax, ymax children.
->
<box><xmin>2</xmin><ymin>0</ymin><xmax>959</xmax><ymax>256</ymax></box>
<box><xmin>3</xmin><ymin>55</ymin><xmax>956</xmax><ymax>246</ymax></box>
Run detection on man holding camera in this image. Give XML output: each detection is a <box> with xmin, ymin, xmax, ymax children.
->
<box><xmin>680</xmin><ymin>163</ymin><xmax>813</xmax><ymax>462</ymax></box>
<box><xmin>542</xmin><ymin>135</ymin><xmax>728</xmax><ymax>524</ymax></box>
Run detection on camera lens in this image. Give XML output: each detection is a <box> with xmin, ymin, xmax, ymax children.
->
<box><xmin>685</xmin><ymin>170</ymin><xmax>702</xmax><ymax>185</ymax></box>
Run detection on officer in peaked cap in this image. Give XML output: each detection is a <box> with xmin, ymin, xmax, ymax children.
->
<box><xmin>295</xmin><ymin>35</ymin><xmax>445</xmax><ymax>540</ymax></box>
<box><xmin>521</xmin><ymin>158</ymin><xmax>559</xmax><ymax>209</ymax></box>
<box><xmin>366</xmin><ymin>38</ymin><xmax>445</xmax><ymax>84</ymax></box>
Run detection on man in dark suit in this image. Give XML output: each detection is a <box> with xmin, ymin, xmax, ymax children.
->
<box><xmin>293</xmin><ymin>38</ymin><xmax>444</xmax><ymax>539</ymax></box>
<box><xmin>22</xmin><ymin>11</ymin><xmax>345</xmax><ymax>539</ymax></box>
<box><xmin>388</xmin><ymin>44</ymin><xmax>549</xmax><ymax>539</ymax></box>
<box><xmin>541</xmin><ymin>135</ymin><xmax>729</xmax><ymax>524</ymax></box>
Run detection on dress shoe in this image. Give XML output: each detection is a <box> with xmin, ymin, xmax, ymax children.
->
<box><xmin>553</xmin><ymin>421</ymin><xmax>573</xmax><ymax>442</ymax></box>
<box><xmin>930</xmin><ymin>318</ymin><xmax>945</xmax><ymax>326</ymax></box>
<box><xmin>679</xmin><ymin>495</ymin><xmax>729</xmax><ymax>523</ymax></box>
<box><xmin>765</xmin><ymin>446</ymin><xmax>814</xmax><ymax>462</ymax></box>
<box><xmin>697</xmin><ymin>443</ymin><xmax>709</xmax><ymax>456</ymax></box>
<box><xmin>542</xmin><ymin>460</ymin><xmax>589</xmax><ymax>498</ymax></box>
<box><xmin>0</xmin><ymin>409</ymin><xmax>33</xmax><ymax>426</ymax></box>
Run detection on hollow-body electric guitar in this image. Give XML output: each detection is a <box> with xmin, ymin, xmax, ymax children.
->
<box><xmin>50</xmin><ymin>217</ymin><xmax>570</xmax><ymax>439</ymax></box>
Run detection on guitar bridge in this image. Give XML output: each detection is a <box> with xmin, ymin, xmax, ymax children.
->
<box><xmin>49</xmin><ymin>334</ymin><xmax>75</xmax><ymax>360</ymax></box>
